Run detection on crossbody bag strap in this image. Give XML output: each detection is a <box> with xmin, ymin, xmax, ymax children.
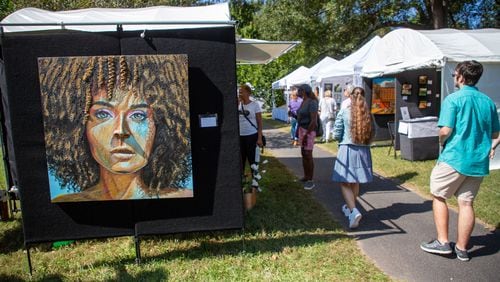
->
<box><xmin>241</xmin><ymin>103</ymin><xmax>258</xmax><ymax>130</ymax></box>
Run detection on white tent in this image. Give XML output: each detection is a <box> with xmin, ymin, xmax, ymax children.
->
<box><xmin>271</xmin><ymin>66</ymin><xmax>310</xmax><ymax>90</ymax></box>
<box><xmin>309</xmin><ymin>56</ymin><xmax>338</xmax><ymax>80</ymax></box>
<box><xmin>288</xmin><ymin>56</ymin><xmax>338</xmax><ymax>86</ymax></box>
<box><xmin>236</xmin><ymin>38</ymin><xmax>300</xmax><ymax>65</ymax></box>
<box><xmin>316</xmin><ymin>36</ymin><xmax>381</xmax><ymax>85</ymax></box>
<box><xmin>362</xmin><ymin>28</ymin><xmax>500</xmax><ymax>78</ymax></box>
<box><xmin>309</xmin><ymin>36</ymin><xmax>380</xmax><ymax>103</ymax></box>
<box><xmin>270</xmin><ymin>66</ymin><xmax>310</xmax><ymax>122</ymax></box>
<box><xmin>0</xmin><ymin>3</ymin><xmax>298</xmax><ymax>65</ymax></box>
<box><xmin>361</xmin><ymin>28</ymin><xmax>500</xmax><ymax>169</ymax></box>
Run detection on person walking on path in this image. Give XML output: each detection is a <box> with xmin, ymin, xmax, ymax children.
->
<box><xmin>420</xmin><ymin>61</ymin><xmax>500</xmax><ymax>262</ymax></box>
<box><xmin>318</xmin><ymin>90</ymin><xmax>337</xmax><ymax>143</ymax></box>
<box><xmin>296</xmin><ymin>84</ymin><xmax>319</xmax><ymax>190</ymax></box>
<box><xmin>332</xmin><ymin>87</ymin><xmax>373</xmax><ymax>229</ymax></box>
<box><xmin>288</xmin><ymin>86</ymin><xmax>302</xmax><ymax>146</ymax></box>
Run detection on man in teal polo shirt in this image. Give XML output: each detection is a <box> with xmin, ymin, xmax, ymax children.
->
<box><xmin>420</xmin><ymin>61</ymin><xmax>499</xmax><ymax>261</ymax></box>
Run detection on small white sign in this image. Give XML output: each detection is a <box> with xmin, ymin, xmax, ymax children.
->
<box><xmin>199</xmin><ymin>114</ymin><xmax>218</xmax><ymax>128</ymax></box>
<box><xmin>428</xmin><ymin>80</ymin><xmax>433</xmax><ymax>85</ymax></box>
<box><xmin>400</xmin><ymin>106</ymin><xmax>411</xmax><ymax>120</ymax></box>
<box><xmin>398</xmin><ymin>121</ymin><xmax>409</xmax><ymax>134</ymax></box>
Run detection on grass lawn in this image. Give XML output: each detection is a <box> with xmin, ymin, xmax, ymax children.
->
<box><xmin>0</xmin><ymin>151</ymin><xmax>388</xmax><ymax>281</ymax></box>
<box><xmin>263</xmin><ymin>113</ymin><xmax>500</xmax><ymax>229</ymax></box>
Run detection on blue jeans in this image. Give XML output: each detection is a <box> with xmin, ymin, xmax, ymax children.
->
<box><xmin>290</xmin><ymin>117</ymin><xmax>298</xmax><ymax>140</ymax></box>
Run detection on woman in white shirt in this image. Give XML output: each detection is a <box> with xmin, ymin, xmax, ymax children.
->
<box><xmin>318</xmin><ymin>90</ymin><xmax>337</xmax><ymax>142</ymax></box>
<box><xmin>238</xmin><ymin>84</ymin><xmax>263</xmax><ymax>174</ymax></box>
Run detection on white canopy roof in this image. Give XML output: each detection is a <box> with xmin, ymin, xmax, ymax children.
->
<box><xmin>315</xmin><ymin>36</ymin><xmax>380</xmax><ymax>82</ymax></box>
<box><xmin>0</xmin><ymin>3</ymin><xmax>299</xmax><ymax>65</ymax></box>
<box><xmin>272</xmin><ymin>66</ymin><xmax>310</xmax><ymax>89</ymax></box>
<box><xmin>0</xmin><ymin>3</ymin><xmax>232</xmax><ymax>32</ymax></box>
<box><xmin>362</xmin><ymin>28</ymin><xmax>500</xmax><ymax>77</ymax></box>
<box><xmin>276</xmin><ymin>57</ymin><xmax>338</xmax><ymax>87</ymax></box>
<box><xmin>236</xmin><ymin>38</ymin><xmax>300</xmax><ymax>65</ymax></box>
<box><xmin>307</xmin><ymin>56</ymin><xmax>338</xmax><ymax>80</ymax></box>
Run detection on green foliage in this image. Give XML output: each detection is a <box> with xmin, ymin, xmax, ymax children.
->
<box><xmin>234</xmin><ymin>0</ymin><xmax>497</xmax><ymax>108</ymax></box>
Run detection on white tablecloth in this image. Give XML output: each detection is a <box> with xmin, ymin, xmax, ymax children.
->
<box><xmin>272</xmin><ymin>106</ymin><xmax>288</xmax><ymax>122</ymax></box>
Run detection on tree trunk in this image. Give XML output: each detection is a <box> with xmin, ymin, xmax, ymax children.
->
<box><xmin>430</xmin><ymin>0</ymin><xmax>447</xmax><ymax>29</ymax></box>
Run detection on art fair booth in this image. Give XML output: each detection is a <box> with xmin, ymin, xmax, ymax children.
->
<box><xmin>361</xmin><ymin>28</ymin><xmax>500</xmax><ymax>165</ymax></box>
<box><xmin>0</xmin><ymin>3</ymin><xmax>283</xmax><ymax>271</ymax></box>
<box><xmin>270</xmin><ymin>57</ymin><xmax>338</xmax><ymax>122</ymax></box>
<box><xmin>271</xmin><ymin>66</ymin><xmax>310</xmax><ymax>121</ymax></box>
<box><xmin>295</xmin><ymin>56</ymin><xmax>338</xmax><ymax>96</ymax></box>
<box><xmin>315</xmin><ymin>36</ymin><xmax>380</xmax><ymax>110</ymax></box>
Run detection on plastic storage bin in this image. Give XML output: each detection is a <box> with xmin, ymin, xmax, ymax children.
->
<box><xmin>398</xmin><ymin>117</ymin><xmax>439</xmax><ymax>161</ymax></box>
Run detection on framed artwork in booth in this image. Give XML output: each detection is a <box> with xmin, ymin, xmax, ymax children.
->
<box><xmin>371</xmin><ymin>77</ymin><xmax>396</xmax><ymax>115</ymax></box>
<box><xmin>401</xmin><ymin>83</ymin><xmax>412</xmax><ymax>95</ymax></box>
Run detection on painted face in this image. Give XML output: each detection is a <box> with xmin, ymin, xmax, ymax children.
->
<box><xmin>86</xmin><ymin>88</ymin><xmax>156</xmax><ymax>174</ymax></box>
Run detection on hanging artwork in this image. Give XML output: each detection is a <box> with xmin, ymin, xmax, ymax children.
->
<box><xmin>371</xmin><ymin>77</ymin><xmax>395</xmax><ymax>115</ymax></box>
<box><xmin>401</xmin><ymin>83</ymin><xmax>412</xmax><ymax>95</ymax></box>
<box><xmin>38</xmin><ymin>55</ymin><xmax>193</xmax><ymax>202</ymax></box>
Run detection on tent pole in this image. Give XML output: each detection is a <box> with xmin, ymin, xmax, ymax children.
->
<box><xmin>134</xmin><ymin>235</ymin><xmax>141</xmax><ymax>265</ymax></box>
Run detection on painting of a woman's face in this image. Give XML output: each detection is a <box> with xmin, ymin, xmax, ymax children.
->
<box><xmin>86</xmin><ymin>88</ymin><xmax>156</xmax><ymax>174</ymax></box>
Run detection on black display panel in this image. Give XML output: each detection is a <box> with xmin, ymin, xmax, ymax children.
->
<box><xmin>0</xmin><ymin>26</ymin><xmax>242</xmax><ymax>244</ymax></box>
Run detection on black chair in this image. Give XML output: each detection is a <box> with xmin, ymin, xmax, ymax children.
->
<box><xmin>387</xmin><ymin>121</ymin><xmax>397</xmax><ymax>158</ymax></box>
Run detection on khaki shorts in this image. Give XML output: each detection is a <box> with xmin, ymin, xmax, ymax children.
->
<box><xmin>430</xmin><ymin>162</ymin><xmax>482</xmax><ymax>202</ymax></box>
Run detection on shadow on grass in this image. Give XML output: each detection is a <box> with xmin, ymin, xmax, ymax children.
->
<box><xmin>115</xmin><ymin>264</ymin><xmax>169</xmax><ymax>281</ymax></box>
<box><xmin>0</xmin><ymin>219</ymin><xmax>24</xmax><ymax>254</ymax></box>
<box><xmin>82</xmin><ymin>232</ymin><xmax>347</xmax><ymax>269</ymax></box>
<box><xmin>0</xmin><ymin>274</ymin><xmax>26</xmax><ymax>282</ymax></box>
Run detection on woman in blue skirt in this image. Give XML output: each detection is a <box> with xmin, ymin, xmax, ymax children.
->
<box><xmin>332</xmin><ymin>87</ymin><xmax>373</xmax><ymax>229</ymax></box>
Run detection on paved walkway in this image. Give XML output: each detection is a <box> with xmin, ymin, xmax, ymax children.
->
<box><xmin>265</xmin><ymin>127</ymin><xmax>500</xmax><ymax>282</ymax></box>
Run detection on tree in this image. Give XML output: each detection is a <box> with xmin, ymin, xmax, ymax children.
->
<box><xmin>234</xmin><ymin>0</ymin><xmax>497</xmax><ymax>109</ymax></box>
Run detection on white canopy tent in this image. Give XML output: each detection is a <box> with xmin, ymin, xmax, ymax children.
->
<box><xmin>271</xmin><ymin>66</ymin><xmax>310</xmax><ymax>90</ymax></box>
<box><xmin>361</xmin><ymin>28</ymin><xmax>500</xmax><ymax>169</ymax></box>
<box><xmin>310</xmin><ymin>36</ymin><xmax>380</xmax><ymax>103</ymax></box>
<box><xmin>309</xmin><ymin>56</ymin><xmax>338</xmax><ymax>80</ymax></box>
<box><xmin>236</xmin><ymin>38</ymin><xmax>300</xmax><ymax>65</ymax></box>
<box><xmin>289</xmin><ymin>56</ymin><xmax>338</xmax><ymax>86</ymax></box>
<box><xmin>0</xmin><ymin>3</ymin><xmax>299</xmax><ymax>65</ymax></box>
<box><xmin>270</xmin><ymin>66</ymin><xmax>310</xmax><ymax>121</ymax></box>
<box><xmin>316</xmin><ymin>36</ymin><xmax>381</xmax><ymax>85</ymax></box>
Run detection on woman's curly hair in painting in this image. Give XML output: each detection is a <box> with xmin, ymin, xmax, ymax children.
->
<box><xmin>38</xmin><ymin>55</ymin><xmax>191</xmax><ymax>193</ymax></box>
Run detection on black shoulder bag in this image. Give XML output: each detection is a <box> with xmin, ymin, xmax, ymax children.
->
<box><xmin>241</xmin><ymin>103</ymin><xmax>266</xmax><ymax>147</ymax></box>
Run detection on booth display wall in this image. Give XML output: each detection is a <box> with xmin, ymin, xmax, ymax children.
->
<box><xmin>363</xmin><ymin>69</ymin><xmax>441</xmax><ymax>145</ymax></box>
<box><xmin>394</xmin><ymin>69</ymin><xmax>441</xmax><ymax>149</ymax></box>
<box><xmin>0</xmin><ymin>26</ymin><xmax>243</xmax><ymax>243</ymax></box>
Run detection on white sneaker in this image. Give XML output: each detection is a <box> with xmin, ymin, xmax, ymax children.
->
<box><xmin>342</xmin><ymin>204</ymin><xmax>350</xmax><ymax>217</ymax></box>
<box><xmin>348</xmin><ymin>208</ymin><xmax>362</xmax><ymax>229</ymax></box>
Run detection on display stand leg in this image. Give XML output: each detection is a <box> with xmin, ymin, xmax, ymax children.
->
<box><xmin>26</xmin><ymin>245</ymin><xmax>33</xmax><ymax>276</ymax></box>
<box><xmin>134</xmin><ymin>235</ymin><xmax>141</xmax><ymax>265</ymax></box>
<box><xmin>241</xmin><ymin>227</ymin><xmax>246</xmax><ymax>251</ymax></box>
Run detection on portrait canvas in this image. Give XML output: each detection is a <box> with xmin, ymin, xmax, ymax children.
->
<box><xmin>38</xmin><ymin>55</ymin><xmax>194</xmax><ymax>202</ymax></box>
